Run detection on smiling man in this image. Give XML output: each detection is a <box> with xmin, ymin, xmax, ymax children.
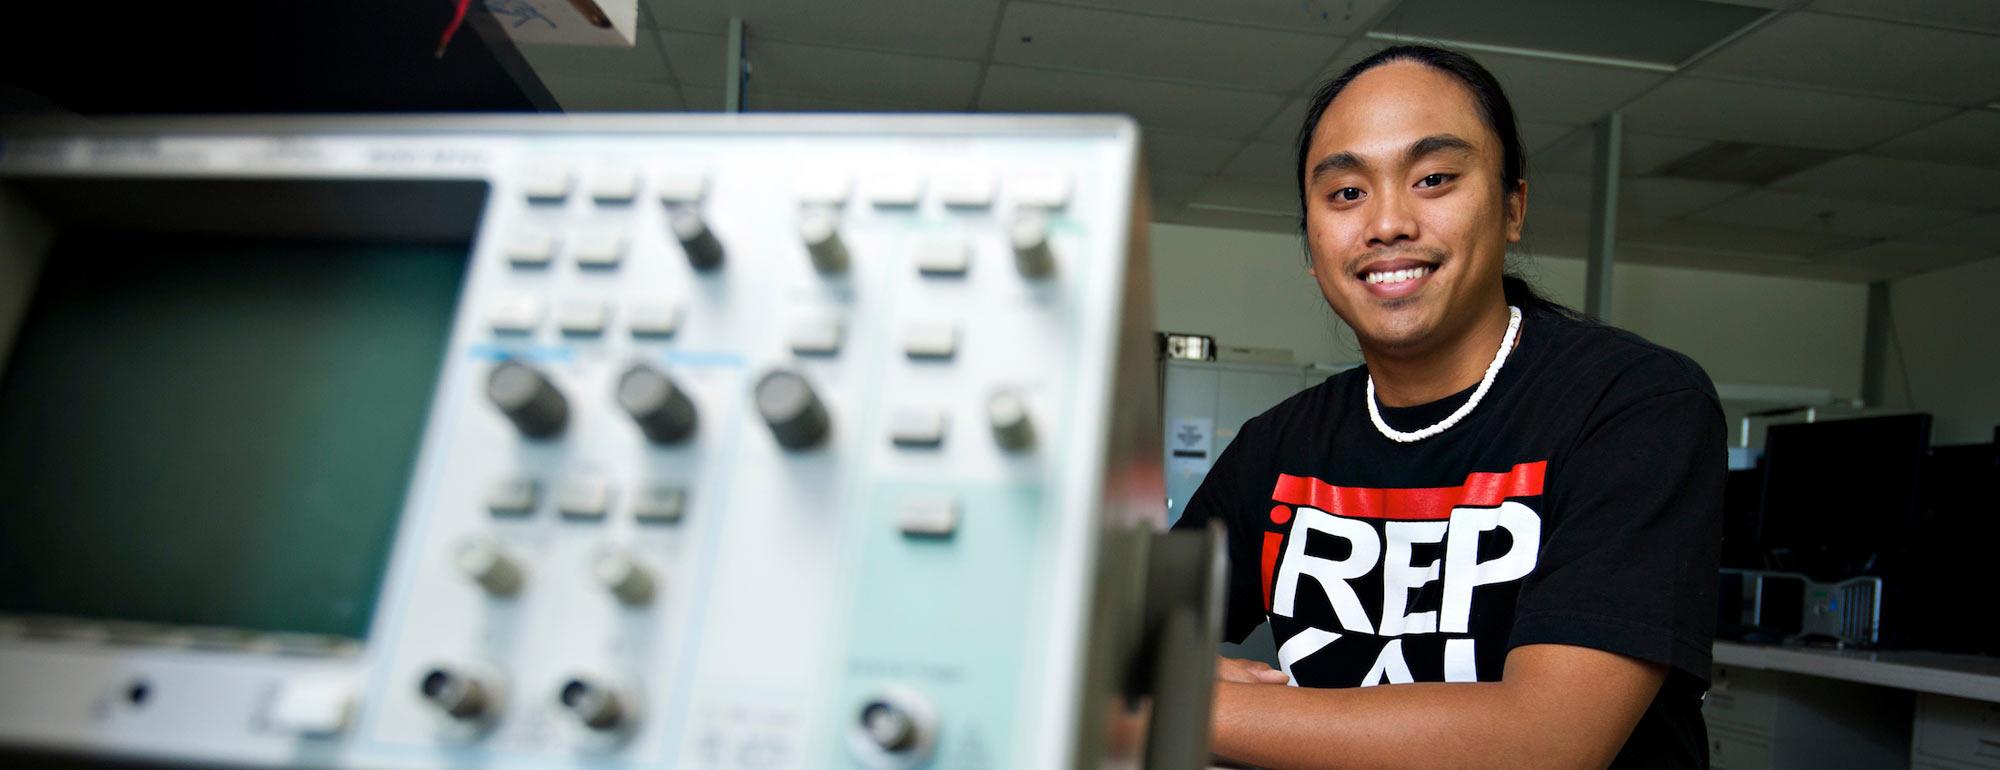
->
<box><xmin>1172</xmin><ymin>46</ymin><xmax>1724</xmax><ymax>769</ymax></box>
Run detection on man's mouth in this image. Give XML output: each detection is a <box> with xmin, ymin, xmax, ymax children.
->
<box><xmin>1361</xmin><ymin>265</ymin><xmax>1436</xmax><ymax>285</ymax></box>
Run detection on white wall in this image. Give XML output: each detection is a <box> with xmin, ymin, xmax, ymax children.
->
<box><xmin>1149</xmin><ymin>222</ymin><xmax>1871</xmax><ymax>401</ymax></box>
<box><xmin>1877</xmin><ymin>256</ymin><xmax>2000</xmax><ymax>445</ymax></box>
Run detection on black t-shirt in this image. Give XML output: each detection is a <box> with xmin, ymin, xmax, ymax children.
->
<box><xmin>1175</xmin><ymin>307</ymin><xmax>1724</xmax><ymax>768</ymax></box>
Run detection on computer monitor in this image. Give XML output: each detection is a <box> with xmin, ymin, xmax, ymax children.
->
<box><xmin>1757</xmin><ymin>414</ymin><xmax>1931</xmax><ymax>582</ymax></box>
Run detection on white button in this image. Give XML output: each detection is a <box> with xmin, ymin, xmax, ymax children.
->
<box><xmin>914</xmin><ymin>236</ymin><xmax>970</xmax><ymax>276</ymax></box>
<box><xmin>789</xmin><ymin>317</ymin><xmax>844</xmax><ymax>356</ymax></box>
<box><xmin>627</xmin><ymin>301</ymin><xmax>683</xmax><ymax>338</ymax></box>
<box><xmin>936</xmin><ymin>171</ymin><xmax>995</xmax><ymax>208</ymax></box>
<box><xmin>902</xmin><ymin>321</ymin><xmax>958</xmax><ymax>360</ymax></box>
<box><xmin>572</xmin><ymin>231</ymin><xmax>625</xmax><ymax>268</ymax></box>
<box><xmin>866</xmin><ymin>175</ymin><xmax>925</xmax><ymax>207</ymax></box>
<box><xmin>588</xmin><ymin>169</ymin><xmax>640</xmax><ymax>203</ymax></box>
<box><xmin>1013</xmin><ymin>172</ymin><xmax>1072</xmax><ymax>209</ymax></box>
<box><xmin>485</xmin><ymin>476</ymin><xmax>541</xmax><ymax>516</ymax></box>
<box><xmin>264</xmin><ymin>678</ymin><xmax>354</xmax><ymax>737</ymax></box>
<box><xmin>558</xmin><ymin>301</ymin><xmax>608</xmax><ymax>336</ymax></box>
<box><xmin>558</xmin><ymin>477</ymin><xmax>614</xmax><ymax>519</ymax></box>
<box><xmin>504</xmin><ymin>228</ymin><xmax>556</xmax><ymax>267</ymax></box>
<box><xmin>897</xmin><ymin>496</ymin><xmax>958</xmax><ymax>538</ymax></box>
<box><xmin>633</xmin><ymin>485</ymin><xmax>686</xmax><ymax>524</ymax></box>
<box><xmin>522</xmin><ymin>166</ymin><xmax>574</xmax><ymax>202</ymax></box>
<box><xmin>795</xmin><ymin>174</ymin><xmax>852</xmax><ymax>206</ymax></box>
<box><xmin>489</xmin><ymin>295</ymin><xmax>545</xmax><ymax>334</ymax></box>
<box><xmin>655</xmin><ymin>171</ymin><xmax>708</xmax><ymax>204</ymax></box>
<box><xmin>889</xmin><ymin>408</ymin><xmax>947</xmax><ymax>447</ymax></box>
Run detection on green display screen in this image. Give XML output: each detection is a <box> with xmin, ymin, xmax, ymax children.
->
<box><xmin>0</xmin><ymin>232</ymin><xmax>466</xmax><ymax>640</ymax></box>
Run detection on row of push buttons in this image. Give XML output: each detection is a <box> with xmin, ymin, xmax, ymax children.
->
<box><xmin>524</xmin><ymin>166</ymin><xmax>1070</xmax><ymax>210</ymax></box>
<box><xmin>489</xmin><ymin>298</ymin><xmax>682</xmax><ymax>337</ymax></box>
<box><xmin>485</xmin><ymin>476</ymin><xmax>687</xmax><ymax>524</ymax></box>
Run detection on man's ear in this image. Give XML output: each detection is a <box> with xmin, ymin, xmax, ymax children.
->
<box><xmin>1505</xmin><ymin>179</ymin><xmax>1528</xmax><ymax>244</ymax></box>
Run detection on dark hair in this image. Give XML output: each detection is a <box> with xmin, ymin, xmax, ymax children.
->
<box><xmin>1295</xmin><ymin>44</ymin><xmax>1586</xmax><ymax>321</ymax></box>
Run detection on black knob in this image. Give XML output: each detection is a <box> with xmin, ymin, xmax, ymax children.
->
<box><xmin>617</xmin><ymin>364</ymin><xmax>697</xmax><ymax>444</ymax></box>
<box><xmin>557</xmin><ymin>676</ymin><xmax>629</xmax><ymax>733</ymax></box>
<box><xmin>487</xmin><ymin>361</ymin><xmax>567</xmax><ymax>439</ymax></box>
<box><xmin>859</xmin><ymin>700</ymin><xmax>919</xmax><ymax>752</ymax></box>
<box><xmin>418</xmin><ymin>666</ymin><xmax>495</xmax><ymax>722</ymax></box>
<box><xmin>670</xmin><ymin>207</ymin><xmax>724</xmax><ymax>271</ymax></box>
<box><xmin>755</xmin><ymin>369</ymin><xmax>830</xmax><ymax>449</ymax></box>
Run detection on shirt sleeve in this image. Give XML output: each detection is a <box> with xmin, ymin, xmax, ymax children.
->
<box><xmin>1507</xmin><ymin>384</ymin><xmax>1725</xmax><ymax>685</ymax></box>
<box><xmin>1172</xmin><ymin>416</ymin><xmax>1271</xmax><ymax>646</ymax></box>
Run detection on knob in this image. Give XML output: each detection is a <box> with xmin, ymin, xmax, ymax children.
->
<box><xmin>487</xmin><ymin>361</ymin><xmax>568</xmax><ymax>439</ymax></box>
<box><xmin>617</xmin><ymin>364</ymin><xmax>697</xmax><ymax>444</ymax></box>
<box><xmin>799</xmin><ymin>207</ymin><xmax>850</xmax><ymax>273</ymax></box>
<box><xmin>755</xmin><ymin>369</ymin><xmax>830</xmax><ymax>450</ymax></box>
<box><xmin>988</xmin><ymin>389</ymin><xmax>1035</xmax><ymax>452</ymax></box>
<box><xmin>591</xmin><ymin>548</ymin><xmax>655</xmax><ymax>606</ymax></box>
<box><xmin>669</xmin><ymin>207</ymin><xmax>724</xmax><ymax>270</ymax></box>
<box><xmin>557</xmin><ymin>675</ymin><xmax>634</xmax><ymax>733</ymax></box>
<box><xmin>418</xmin><ymin>665</ymin><xmax>501</xmax><ymax>723</ymax></box>
<box><xmin>848</xmin><ymin>687</ymin><xmax>936</xmax><ymax>764</ymax></box>
<box><xmin>860</xmin><ymin>701</ymin><xmax>918</xmax><ymax>752</ymax></box>
<box><xmin>1009</xmin><ymin>210</ymin><xmax>1056</xmax><ymax>278</ymax></box>
<box><xmin>455</xmin><ymin>535</ymin><xmax>524</xmax><ymax>597</ymax></box>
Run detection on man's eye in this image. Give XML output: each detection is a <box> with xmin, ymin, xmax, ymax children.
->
<box><xmin>1417</xmin><ymin>173</ymin><xmax>1454</xmax><ymax>188</ymax></box>
<box><xmin>1331</xmin><ymin>187</ymin><xmax>1363</xmax><ymax>202</ymax></box>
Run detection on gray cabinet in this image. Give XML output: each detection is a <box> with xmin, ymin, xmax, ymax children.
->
<box><xmin>1703</xmin><ymin>665</ymin><xmax>1911</xmax><ymax>769</ymax></box>
<box><xmin>1913</xmin><ymin>693</ymin><xmax>2000</xmax><ymax>769</ymax></box>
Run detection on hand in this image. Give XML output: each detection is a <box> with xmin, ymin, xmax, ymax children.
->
<box><xmin>1215</xmin><ymin>656</ymin><xmax>1290</xmax><ymax>685</ymax></box>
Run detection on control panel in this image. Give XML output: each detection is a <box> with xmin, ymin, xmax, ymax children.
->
<box><xmin>0</xmin><ymin>116</ymin><xmax>1193</xmax><ymax>769</ymax></box>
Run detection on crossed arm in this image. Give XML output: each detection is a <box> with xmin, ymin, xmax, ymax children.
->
<box><xmin>1209</xmin><ymin>644</ymin><xmax>1666</xmax><ymax>770</ymax></box>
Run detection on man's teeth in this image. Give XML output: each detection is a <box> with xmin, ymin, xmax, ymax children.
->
<box><xmin>1364</xmin><ymin>265</ymin><xmax>1435</xmax><ymax>284</ymax></box>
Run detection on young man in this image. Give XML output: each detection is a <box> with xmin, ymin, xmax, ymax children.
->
<box><xmin>1173</xmin><ymin>46</ymin><xmax>1723</xmax><ymax>769</ymax></box>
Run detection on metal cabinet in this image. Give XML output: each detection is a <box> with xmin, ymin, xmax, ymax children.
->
<box><xmin>1703</xmin><ymin>665</ymin><xmax>1911</xmax><ymax>769</ymax></box>
<box><xmin>1914</xmin><ymin>693</ymin><xmax>2000</xmax><ymax>769</ymax></box>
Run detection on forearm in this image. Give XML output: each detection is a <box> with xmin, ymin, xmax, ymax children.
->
<box><xmin>1210</xmin><ymin>680</ymin><xmax>1608</xmax><ymax>770</ymax></box>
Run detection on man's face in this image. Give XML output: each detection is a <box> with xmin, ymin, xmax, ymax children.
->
<box><xmin>1301</xmin><ymin>60</ymin><xmax>1526</xmax><ymax>356</ymax></box>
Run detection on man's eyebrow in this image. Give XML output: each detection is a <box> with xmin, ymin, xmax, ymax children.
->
<box><xmin>1308</xmin><ymin>151</ymin><xmax>1366</xmax><ymax>183</ymax></box>
<box><xmin>1407</xmin><ymin>133</ymin><xmax>1476</xmax><ymax>164</ymax></box>
<box><xmin>1307</xmin><ymin>134</ymin><xmax>1477</xmax><ymax>184</ymax></box>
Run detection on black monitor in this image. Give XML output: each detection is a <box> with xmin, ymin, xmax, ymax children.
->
<box><xmin>1757</xmin><ymin>414</ymin><xmax>1931</xmax><ymax>581</ymax></box>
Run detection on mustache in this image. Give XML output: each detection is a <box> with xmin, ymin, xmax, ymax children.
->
<box><xmin>1348</xmin><ymin>245</ymin><xmax>1448</xmax><ymax>274</ymax></box>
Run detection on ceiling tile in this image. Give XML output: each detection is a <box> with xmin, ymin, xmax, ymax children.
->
<box><xmin>658</xmin><ymin>32</ymin><xmax>729</xmax><ymax>91</ymax></box>
<box><xmin>679</xmin><ymin>85</ymin><xmax>725</xmax><ymax>111</ymax></box>
<box><xmin>1191</xmin><ymin>176</ymin><xmax>1295</xmax><ymax>214</ymax></box>
<box><xmin>1371</xmin><ymin>0</ymin><xmax>1770</xmax><ymax>65</ymax></box>
<box><xmin>1332</xmin><ymin>41</ymin><xmax>1668</xmax><ymax>126</ymax></box>
<box><xmin>1688</xmin><ymin>189</ymin><xmax>1971</xmax><ymax>240</ymax></box>
<box><xmin>1525</xmin><ymin>173</ymin><xmax>1746</xmax><ymax>220</ymax></box>
<box><xmin>745</xmin><ymin>41</ymin><xmax>982</xmax><ymax>108</ymax></box>
<box><xmin>1692</xmin><ymin>12</ymin><xmax>2000</xmax><ymax>106</ymax></box>
<box><xmin>1872</xmin><ymin>110</ymin><xmax>2000</xmax><ymax>171</ymax></box>
<box><xmin>1148</xmin><ymin>170</ymin><xmax>1208</xmax><ymax>218</ymax></box>
<box><xmin>993</xmin><ymin>3</ymin><xmax>1346</xmax><ymax>90</ymax></box>
<box><xmin>1519</xmin><ymin>121</ymin><xmax>1575</xmax><ymax>154</ymax></box>
<box><xmin>1220</xmin><ymin>142</ymin><xmax>1295</xmax><ymax>179</ymax></box>
<box><xmin>1620</xmin><ymin>76</ymin><xmax>1957</xmax><ymax>150</ymax></box>
<box><xmin>520</xmin><ymin>30</ymin><xmax>679</xmax><ymax>83</ymax></box>
<box><xmin>1622</xmin><ymin>219</ymin><xmax>1867</xmax><ymax>258</ymax></box>
<box><xmin>1905</xmin><ymin>212</ymin><xmax>2000</xmax><ymax>252</ymax></box>
<box><xmin>642</xmin><ymin>0</ymin><xmax>1001</xmax><ymax>58</ymax></box>
<box><xmin>1258</xmin><ymin>96</ymin><xmax>1315</xmax><ymax>144</ymax></box>
<box><xmin>1143</xmin><ymin>131</ymin><xmax>1245</xmax><ymax>175</ymax></box>
<box><xmin>1531</xmin><ymin>130</ymin><xmax>1712</xmax><ymax>177</ymax></box>
<box><xmin>977</xmin><ymin>66</ymin><xmax>1285</xmax><ymax>137</ymax></box>
<box><xmin>1048</xmin><ymin>0</ymin><xmax>1396</xmax><ymax>35</ymax></box>
<box><xmin>1772</xmin><ymin>155</ymin><xmax>2000</xmax><ymax>210</ymax></box>
<box><xmin>539</xmin><ymin>75</ymin><xmax>685</xmax><ymax>112</ymax></box>
<box><xmin>1815</xmin><ymin>240</ymin><xmax>1995</xmax><ymax>276</ymax></box>
<box><xmin>1616</xmin><ymin>245</ymin><xmax>1894</xmax><ymax>282</ymax></box>
<box><xmin>1173</xmin><ymin>206</ymin><xmax>1299</xmax><ymax>234</ymax></box>
<box><xmin>1808</xmin><ymin>0</ymin><xmax>2000</xmax><ymax>36</ymax></box>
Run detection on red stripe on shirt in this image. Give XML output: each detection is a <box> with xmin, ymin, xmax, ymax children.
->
<box><xmin>1269</xmin><ymin>460</ymin><xmax>1547</xmax><ymax>520</ymax></box>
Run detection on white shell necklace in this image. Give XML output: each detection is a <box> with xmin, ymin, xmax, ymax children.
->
<box><xmin>1366</xmin><ymin>305</ymin><xmax>1522</xmax><ymax>443</ymax></box>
